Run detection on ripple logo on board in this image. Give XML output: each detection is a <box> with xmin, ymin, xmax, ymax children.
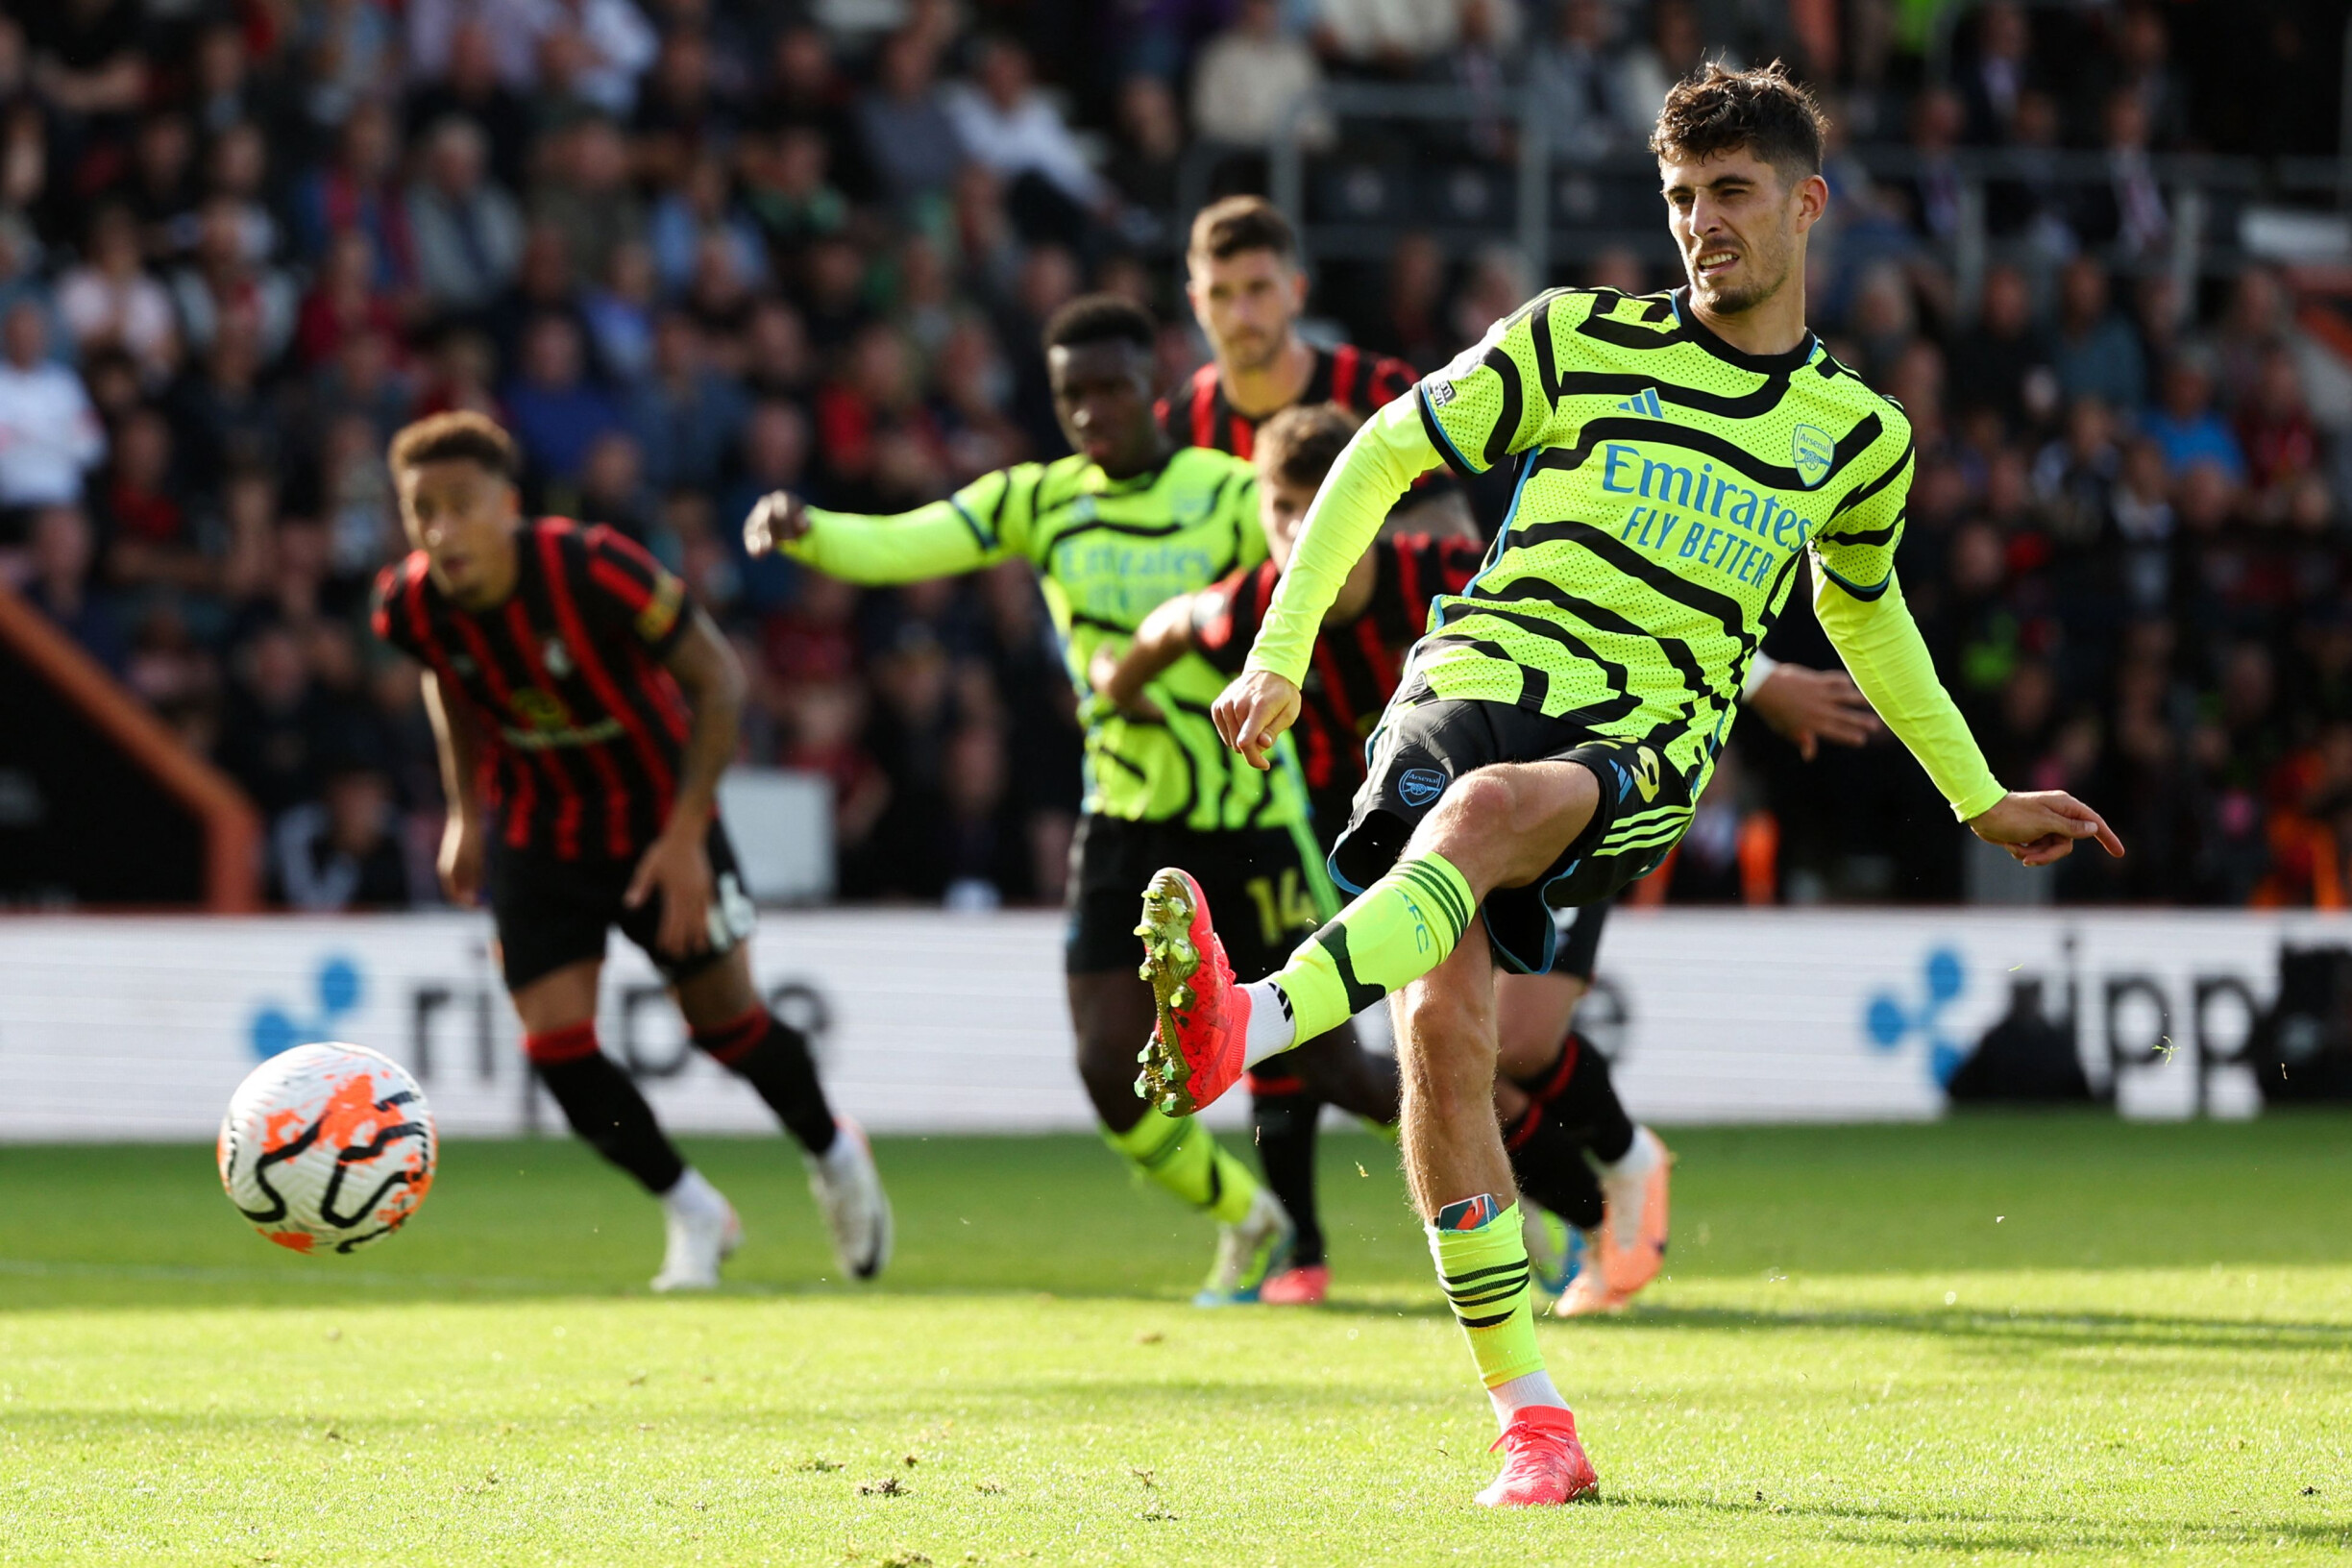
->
<box><xmin>249</xmin><ymin>955</ymin><xmax>364</xmax><ymax>1060</ymax></box>
<box><xmin>1864</xmin><ymin>945</ymin><xmax>1969</xmax><ymax>1087</ymax></box>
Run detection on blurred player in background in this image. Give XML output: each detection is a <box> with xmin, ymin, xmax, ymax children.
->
<box><xmin>371</xmin><ymin>411</ymin><xmax>891</xmax><ymax>1292</ymax></box>
<box><xmin>743</xmin><ymin>296</ymin><xmax>1392</xmax><ymax>1304</ymax></box>
<box><xmin>1158</xmin><ymin>198</ymin><xmax>1431</xmax><ymax>1300</ymax></box>
<box><xmin>1105</xmin><ymin>404</ymin><xmax>1880</xmax><ymax>1311</ymax></box>
<box><xmin>1139</xmin><ymin>64</ymin><xmax>2123</xmax><ymax>1505</ymax></box>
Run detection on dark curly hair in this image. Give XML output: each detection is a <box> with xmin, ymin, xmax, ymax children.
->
<box><xmin>1650</xmin><ymin>61</ymin><xmax>1828</xmax><ymax>184</ymax></box>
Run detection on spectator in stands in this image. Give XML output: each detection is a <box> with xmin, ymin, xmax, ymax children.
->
<box><xmin>2144</xmin><ymin>355</ymin><xmax>2246</xmax><ymax>482</ymax></box>
<box><xmin>402</xmin><ymin>21</ymin><xmax>533</xmax><ymax>193</ymax></box>
<box><xmin>96</xmin><ymin>404</ymin><xmax>207</xmax><ymax>597</ymax></box>
<box><xmin>1528</xmin><ymin>0</ymin><xmax>1644</xmax><ymax>159</ymax></box>
<box><xmin>2048</xmin><ymin>257</ymin><xmax>2144</xmax><ymax>414</ymax></box>
<box><xmin>630</xmin><ymin>310</ymin><xmax>746</xmax><ymax>497</ymax></box>
<box><xmin>855</xmin><ymin>29</ymin><xmax>963</xmax><ymax>213</ymax></box>
<box><xmin>2077</xmin><ymin>90</ymin><xmax>2168</xmax><ymax>259</ymax></box>
<box><xmin>2238</xmin><ymin>347</ymin><xmax>2319</xmax><ymax>505</ymax></box>
<box><xmin>502</xmin><ymin>312</ymin><xmax>622</xmax><ymax>494</ymax></box>
<box><xmin>648</xmin><ymin>155</ymin><xmax>760</xmax><ymax>298</ymax></box>
<box><xmin>741</xmin><ymin>126</ymin><xmax>851</xmax><ymax>256</ymax></box>
<box><xmin>0</xmin><ymin>299</ymin><xmax>105</xmax><ymax>519</ymax></box>
<box><xmin>21</xmin><ymin>502</ymin><xmax>126</xmax><ymax>674</ymax></box>
<box><xmin>1191</xmin><ymin>0</ymin><xmax>1331</xmax><ymax>153</ymax></box>
<box><xmin>289</xmin><ymin>101</ymin><xmax>415</xmax><ymax>290</ymax></box>
<box><xmin>405</xmin><ymin>0</ymin><xmax>656</xmax><ymax>118</ymax></box>
<box><xmin>405</xmin><ymin>116</ymin><xmax>526</xmax><ymax>316</ymax></box>
<box><xmin>1958</xmin><ymin>0</ymin><xmax>2037</xmax><ymax>146</ymax></box>
<box><xmin>56</xmin><ymin>203</ymin><xmax>176</xmax><ymax>383</ymax></box>
<box><xmin>943</xmin><ymin>37</ymin><xmax>1109</xmax><ymax>249</ymax></box>
<box><xmin>274</xmin><ymin>757</ymin><xmax>419</xmax><ymax>911</ymax></box>
<box><xmin>1317</xmin><ymin>0</ymin><xmax>1518</xmax><ymax>76</ymax></box>
<box><xmin>532</xmin><ymin>114</ymin><xmax>645</xmax><ymax>284</ymax></box>
<box><xmin>216</xmin><ymin>620</ymin><xmax>337</xmax><ymax>821</ymax></box>
<box><xmin>1948</xmin><ymin>263</ymin><xmax>2054</xmax><ymax>433</ymax></box>
<box><xmin>167</xmin><ymin>197</ymin><xmax>298</xmax><ymax>363</ymax></box>
<box><xmin>293</xmin><ymin>0</ymin><xmax>397</xmax><ymax>137</ymax></box>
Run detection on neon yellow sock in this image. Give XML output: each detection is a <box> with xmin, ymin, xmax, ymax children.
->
<box><xmin>1429</xmin><ymin>1196</ymin><xmax>1545</xmax><ymax>1388</ymax></box>
<box><xmin>1105</xmin><ymin>1107</ymin><xmax>1257</xmax><ymax>1224</ymax></box>
<box><xmin>1272</xmin><ymin>850</ymin><xmax>1475</xmax><ymax>1043</ymax></box>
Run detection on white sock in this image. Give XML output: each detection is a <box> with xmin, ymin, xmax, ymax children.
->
<box><xmin>662</xmin><ymin>1165</ymin><xmax>727</xmax><ymax>1219</ymax></box>
<box><xmin>1488</xmin><ymin>1368</ymin><xmax>1569</xmax><ymax>1426</ymax></box>
<box><xmin>1602</xmin><ymin>1125</ymin><xmax>1659</xmax><ymax>1179</ymax></box>
<box><xmin>1240</xmin><ymin>980</ymin><xmax>1297</xmax><ymax>1067</ymax></box>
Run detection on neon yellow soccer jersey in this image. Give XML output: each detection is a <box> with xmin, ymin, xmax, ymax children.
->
<box><xmin>1408</xmin><ymin>284</ymin><xmax>1916</xmax><ymax>800</ymax></box>
<box><xmin>785</xmin><ymin>446</ymin><xmax>1303</xmax><ymax>831</ymax></box>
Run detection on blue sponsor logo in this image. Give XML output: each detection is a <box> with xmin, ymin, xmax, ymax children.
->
<box><xmin>1398</xmin><ymin>768</ymin><xmax>1448</xmax><ymax>808</ymax></box>
<box><xmin>1865</xmin><ymin>945</ymin><xmax>1968</xmax><ymax>1086</ymax></box>
<box><xmin>250</xmin><ymin>954</ymin><xmax>364</xmax><ymax>1060</ymax></box>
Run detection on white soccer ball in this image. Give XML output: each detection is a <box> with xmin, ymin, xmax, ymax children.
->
<box><xmin>218</xmin><ymin>1042</ymin><xmax>437</xmax><ymax>1256</ymax></box>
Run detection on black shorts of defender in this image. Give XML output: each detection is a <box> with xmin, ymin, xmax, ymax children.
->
<box><xmin>488</xmin><ymin>821</ymin><xmax>756</xmax><ymax>992</ymax></box>
<box><xmin>1331</xmin><ymin>699</ymin><xmax>1687</xmax><ymax>975</ymax></box>
<box><xmin>1549</xmin><ymin>897</ymin><xmax>1612</xmax><ymax>984</ymax></box>
<box><xmin>1066</xmin><ymin>813</ymin><xmax>1322</xmax><ymax>981</ymax></box>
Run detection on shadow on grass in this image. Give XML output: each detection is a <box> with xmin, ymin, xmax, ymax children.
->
<box><xmin>1621</xmin><ymin>1486</ymin><xmax>2350</xmax><ymax>1555</ymax></box>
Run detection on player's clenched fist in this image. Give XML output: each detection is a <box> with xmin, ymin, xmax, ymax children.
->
<box><xmin>1213</xmin><ymin>670</ymin><xmax>1303</xmax><ymax>771</ymax></box>
<box><xmin>743</xmin><ymin>490</ymin><xmax>810</xmax><ymax>556</ymax></box>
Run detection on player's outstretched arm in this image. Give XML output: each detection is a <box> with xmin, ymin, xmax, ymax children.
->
<box><xmin>743</xmin><ymin>477</ymin><xmax>1015</xmax><ymax>587</ymax></box>
<box><xmin>1967</xmin><ymin>791</ymin><xmax>2125</xmax><ymax>867</ymax></box>
<box><xmin>625</xmin><ymin>607</ymin><xmax>744</xmax><ymax>957</ymax></box>
<box><xmin>419</xmin><ymin>670</ymin><xmax>485</xmax><ymax>906</ymax></box>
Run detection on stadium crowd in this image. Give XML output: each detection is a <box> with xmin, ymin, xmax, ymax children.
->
<box><xmin>0</xmin><ymin>0</ymin><xmax>2343</xmax><ymax>911</ymax></box>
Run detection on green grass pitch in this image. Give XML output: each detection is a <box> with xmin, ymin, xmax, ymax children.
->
<box><xmin>3</xmin><ymin>1115</ymin><xmax>2350</xmax><ymax>1565</ymax></box>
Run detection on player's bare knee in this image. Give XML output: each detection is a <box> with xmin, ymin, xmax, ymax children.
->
<box><xmin>1410</xmin><ymin>770</ymin><xmax>1521</xmax><ymax>883</ymax></box>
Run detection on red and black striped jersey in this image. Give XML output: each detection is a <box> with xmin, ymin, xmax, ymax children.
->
<box><xmin>1156</xmin><ymin>342</ymin><xmax>1418</xmax><ymax>459</ymax></box>
<box><xmin>1190</xmin><ymin>532</ymin><xmax>1485</xmax><ymax>822</ymax></box>
<box><xmin>371</xmin><ymin>519</ymin><xmax>694</xmax><ymax>861</ymax></box>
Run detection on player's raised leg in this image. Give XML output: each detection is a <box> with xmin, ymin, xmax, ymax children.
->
<box><xmin>509</xmin><ymin>959</ymin><xmax>740</xmax><ymax>1292</ymax></box>
<box><xmin>1139</xmin><ymin>761</ymin><xmax>1601</xmax><ymax>1115</ymax></box>
<box><xmin>674</xmin><ymin>946</ymin><xmax>891</xmax><ymax>1280</ymax></box>
<box><xmin>1398</xmin><ymin>930</ymin><xmax>1597</xmax><ymax>1507</ymax></box>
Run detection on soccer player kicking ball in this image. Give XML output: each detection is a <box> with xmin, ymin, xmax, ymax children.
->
<box><xmin>744</xmin><ymin>296</ymin><xmax>1393</xmax><ymax>1305</ymax></box>
<box><xmin>1107</xmin><ymin>404</ymin><xmax>1881</xmax><ymax>1314</ymax></box>
<box><xmin>1136</xmin><ymin>63</ymin><xmax>2125</xmax><ymax>1507</ymax></box>
<box><xmin>372</xmin><ymin>412</ymin><xmax>890</xmax><ymax>1291</ymax></box>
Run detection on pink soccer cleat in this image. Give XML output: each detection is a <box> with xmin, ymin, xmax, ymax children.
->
<box><xmin>1134</xmin><ymin>869</ymin><xmax>1249</xmax><ymax>1115</ymax></box>
<box><xmin>1595</xmin><ymin>1127</ymin><xmax>1672</xmax><ymax>1298</ymax></box>
<box><xmin>1552</xmin><ymin>1261</ymin><xmax>1628</xmax><ymax>1318</ymax></box>
<box><xmin>1257</xmin><ymin>1263</ymin><xmax>1330</xmax><ymax>1306</ymax></box>
<box><xmin>1475</xmin><ymin>1406</ymin><xmax>1600</xmax><ymax>1507</ymax></box>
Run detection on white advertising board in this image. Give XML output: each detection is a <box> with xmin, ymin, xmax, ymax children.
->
<box><xmin>0</xmin><ymin>907</ymin><xmax>2344</xmax><ymax>1142</ymax></box>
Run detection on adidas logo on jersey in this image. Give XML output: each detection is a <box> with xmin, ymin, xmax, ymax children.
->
<box><xmin>1615</xmin><ymin>387</ymin><xmax>1666</xmax><ymax>418</ymax></box>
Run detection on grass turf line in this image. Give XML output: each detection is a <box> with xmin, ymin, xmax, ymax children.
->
<box><xmin>0</xmin><ymin>1115</ymin><xmax>2348</xmax><ymax>1564</ymax></box>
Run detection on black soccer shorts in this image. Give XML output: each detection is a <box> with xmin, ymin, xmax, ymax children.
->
<box><xmin>486</xmin><ymin>820</ymin><xmax>756</xmax><ymax>992</ymax></box>
<box><xmin>1330</xmin><ymin>699</ymin><xmax>1688</xmax><ymax>975</ymax></box>
<box><xmin>1549</xmin><ymin>897</ymin><xmax>1612</xmax><ymax>984</ymax></box>
<box><xmin>1065</xmin><ymin>813</ymin><xmax>1324</xmax><ymax>982</ymax></box>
